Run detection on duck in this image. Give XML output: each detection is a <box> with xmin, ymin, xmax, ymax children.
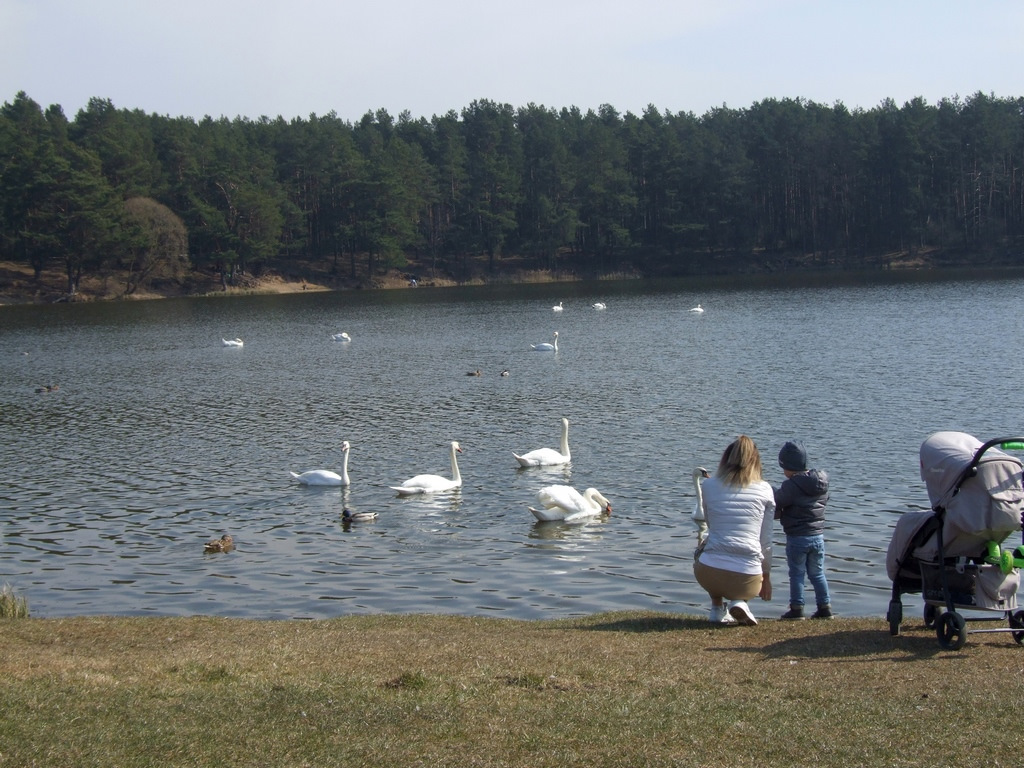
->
<box><xmin>514</xmin><ymin>417</ymin><xmax>571</xmax><ymax>467</ymax></box>
<box><xmin>690</xmin><ymin>467</ymin><xmax>711</xmax><ymax>544</ymax></box>
<box><xmin>592</xmin><ymin>302</ymin><xmax>607</xmax><ymax>310</ymax></box>
<box><xmin>222</xmin><ymin>337</ymin><xmax>244</xmax><ymax>347</ymax></box>
<box><xmin>466</xmin><ymin>369</ymin><xmax>482</xmax><ymax>376</ymax></box>
<box><xmin>688</xmin><ymin>304</ymin><xmax>704</xmax><ymax>314</ymax></box>
<box><xmin>528</xmin><ymin>485</ymin><xmax>612</xmax><ymax>522</ymax></box>
<box><xmin>390</xmin><ymin>441</ymin><xmax>463</xmax><ymax>495</ymax></box>
<box><xmin>342</xmin><ymin>508</ymin><xmax>378</xmax><ymax>522</ymax></box>
<box><xmin>204</xmin><ymin>534</ymin><xmax>234</xmax><ymax>553</ymax></box>
<box><xmin>552</xmin><ymin>301</ymin><xmax>564</xmax><ymax>312</ymax></box>
<box><xmin>35</xmin><ymin>384</ymin><xmax>59</xmax><ymax>393</ymax></box>
<box><xmin>290</xmin><ymin>441</ymin><xmax>351</xmax><ymax>486</ymax></box>
<box><xmin>500</xmin><ymin>369</ymin><xmax>510</xmax><ymax>377</ymax></box>
<box><xmin>332</xmin><ymin>332</ymin><xmax>351</xmax><ymax>342</ymax></box>
<box><xmin>530</xmin><ymin>331</ymin><xmax>558</xmax><ymax>352</ymax></box>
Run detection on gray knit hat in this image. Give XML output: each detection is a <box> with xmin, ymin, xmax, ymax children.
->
<box><xmin>778</xmin><ymin>440</ymin><xmax>808</xmax><ymax>471</ymax></box>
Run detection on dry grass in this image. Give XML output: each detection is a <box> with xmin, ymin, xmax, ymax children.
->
<box><xmin>0</xmin><ymin>584</ymin><xmax>29</xmax><ymax>618</ymax></box>
<box><xmin>2</xmin><ymin>612</ymin><xmax>1022</xmax><ymax>767</ymax></box>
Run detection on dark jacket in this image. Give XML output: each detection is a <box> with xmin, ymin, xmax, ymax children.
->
<box><xmin>774</xmin><ymin>469</ymin><xmax>829</xmax><ymax>537</ymax></box>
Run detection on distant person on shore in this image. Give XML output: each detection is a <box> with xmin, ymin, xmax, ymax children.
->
<box><xmin>774</xmin><ymin>440</ymin><xmax>833</xmax><ymax>620</ymax></box>
<box><xmin>693</xmin><ymin>435</ymin><xmax>775</xmax><ymax>625</ymax></box>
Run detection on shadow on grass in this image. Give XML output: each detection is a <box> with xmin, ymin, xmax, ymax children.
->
<box><xmin>578</xmin><ymin>614</ymin><xmax>960</xmax><ymax>659</ymax></box>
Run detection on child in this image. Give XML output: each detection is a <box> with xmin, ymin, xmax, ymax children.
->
<box><xmin>774</xmin><ymin>440</ymin><xmax>833</xmax><ymax>620</ymax></box>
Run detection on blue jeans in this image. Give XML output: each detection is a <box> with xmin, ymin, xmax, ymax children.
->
<box><xmin>786</xmin><ymin>535</ymin><xmax>830</xmax><ymax>608</ymax></box>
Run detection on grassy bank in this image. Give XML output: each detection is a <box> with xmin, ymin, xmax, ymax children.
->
<box><xmin>2</xmin><ymin>612</ymin><xmax>1022</xmax><ymax>767</ymax></box>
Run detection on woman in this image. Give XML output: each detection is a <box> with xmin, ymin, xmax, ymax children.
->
<box><xmin>694</xmin><ymin>435</ymin><xmax>775</xmax><ymax>625</ymax></box>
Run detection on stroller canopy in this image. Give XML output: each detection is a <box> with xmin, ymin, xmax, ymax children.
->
<box><xmin>918</xmin><ymin>431</ymin><xmax>1024</xmax><ymax>556</ymax></box>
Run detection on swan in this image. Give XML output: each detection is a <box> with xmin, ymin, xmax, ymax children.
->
<box><xmin>513</xmin><ymin>417</ymin><xmax>571</xmax><ymax>467</ymax></box>
<box><xmin>391</xmin><ymin>441</ymin><xmax>463</xmax><ymax>495</ymax></box>
<box><xmin>500</xmin><ymin>369</ymin><xmax>510</xmax><ymax>377</ymax></box>
<box><xmin>342</xmin><ymin>508</ymin><xmax>377</xmax><ymax>522</ymax></box>
<box><xmin>531</xmin><ymin>331</ymin><xmax>558</xmax><ymax>352</ymax></box>
<box><xmin>592</xmin><ymin>302</ymin><xmax>607</xmax><ymax>310</ymax></box>
<box><xmin>528</xmin><ymin>485</ymin><xmax>612</xmax><ymax>522</ymax></box>
<box><xmin>332</xmin><ymin>332</ymin><xmax>351</xmax><ymax>342</ymax></box>
<box><xmin>222</xmin><ymin>337</ymin><xmax>244</xmax><ymax>347</ymax></box>
<box><xmin>691</xmin><ymin>467</ymin><xmax>711</xmax><ymax>544</ymax></box>
<box><xmin>552</xmin><ymin>301</ymin><xmax>563</xmax><ymax>312</ymax></box>
<box><xmin>688</xmin><ymin>304</ymin><xmax>704</xmax><ymax>314</ymax></box>
<box><xmin>290</xmin><ymin>441</ymin><xmax>351</xmax><ymax>486</ymax></box>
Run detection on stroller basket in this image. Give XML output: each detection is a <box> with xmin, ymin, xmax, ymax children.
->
<box><xmin>885</xmin><ymin>432</ymin><xmax>1024</xmax><ymax>649</ymax></box>
<box><xmin>920</xmin><ymin>562</ymin><xmax>1018</xmax><ymax>611</ymax></box>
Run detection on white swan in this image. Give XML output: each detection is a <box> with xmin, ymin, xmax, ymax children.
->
<box><xmin>531</xmin><ymin>331</ymin><xmax>558</xmax><ymax>352</ymax></box>
<box><xmin>552</xmin><ymin>301</ymin><xmax>563</xmax><ymax>312</ymax></box>
<box><xmin>222</xmin><ymin>337</ymin><xmax>244</xmax><ymax>347</ymax></box>
<box><xmin>290</xmin><ymin>440</ymin><xmax>351</xmax><ymax>486</ymax></box>
<box><xmin>691</xmin><ymin>467</ymin><xmax>711</xmax><ymax>543</ymax></box>
<box><xmin>688</xmin><ymin>304</ymin><xmax>704</xmax><ymax>314</ymax></box>
<box><xmin>513</xmin><ymin>417</ymin><xmax>571</xmax><ymax>467</ymax></box>
<box><xmin>391</xmin><ymin>441</ymin><xmax>463</xmax><ymax>495</ymax></box>
<box><xmin>332</xmin><ymin>332</ymin><xmax>351</xmax><ymax>342</ymax></box>
<box><xmin>529</xmin><ymin>485</ymin><xmax>612</xmax><ymax>522</ymax></box>
<box><xmin>592</xmin><ymin>302</ymin><xmax>607</xmax><ymax>310</ymax></box>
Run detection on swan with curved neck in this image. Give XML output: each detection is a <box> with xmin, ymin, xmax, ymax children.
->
<box><xmin>222</xmin><ymin>337</ymin><xmax>244</xmax><ymax>347</ymax></box>
<box><xmin>529</xmin><ymin>485</ymin><xmax>612</xmax><ymax>522</ymax></box>
<box><xmin>531</xmin><ymin>332</ymin><xmax>558</xmax><ymax>352</ymax></box>
<box><xmin>290</xmin><ymin>441</ymin><xmax>351</xmax><ymax>486</ymax></box>
<box><xmin>552</xmin><ymin>301</ymin><xmax>563</xmax><ymax>312</ymax></box>
<box><xmin>391</xmin><ymin>441</ymin><xmax>463</xmax><ymax>495</ymax></box>
<box><xmin>689</xmin><ymin>304</ymin><xmax>704</xmax><ymax>314</ymax></box>
<box><xmin>513</xmin><ymin>417</ymin><xmax>571</xmax><ymax>467</ymax></box>
<box><xmin>691</xmin><ymin>466</ymin><xmax>710</xmax><ymax>543</ymax></box>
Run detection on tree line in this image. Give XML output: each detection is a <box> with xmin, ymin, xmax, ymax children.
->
<box><xmin>1</xmin><ymin>89</ymin><xmax>1022</xmax><ymax>295</ymax></box>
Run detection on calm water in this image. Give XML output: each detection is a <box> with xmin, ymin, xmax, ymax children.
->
<box><xmin>2</xmin><ymin>270</ymin><xmax>1024</xmax><ymax>621</ymax></box>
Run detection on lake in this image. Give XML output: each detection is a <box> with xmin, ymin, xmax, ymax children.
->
<box><xmin>2</xmin><ymin>268</ymin><xmax>1023</xmax><ymax>621</ymax></box>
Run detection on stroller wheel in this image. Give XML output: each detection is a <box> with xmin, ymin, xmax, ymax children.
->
<box><xmin>887</xmin><ymin>599</ymin><xmax>902</xmax><ymax>636</ymax></box>
<box><xmin>923</xmin><ymin>603</ymin><xmax>938</xmax><ymax>628</ymax></box>
<box><xmin>936</xmin><ymin>611</ymin><xmax>966</xmax><ymax>650</ymax></box>
<box><xmin>1010</xmin><ymin>610</ymin><xmax>1024</xmax><ymax>645</ymax></box>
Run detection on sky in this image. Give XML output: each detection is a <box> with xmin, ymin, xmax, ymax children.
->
<box><xmin>2</xmin><ymin>0</ymin><xmax>1021</xmax><ymax>123</ymax></box>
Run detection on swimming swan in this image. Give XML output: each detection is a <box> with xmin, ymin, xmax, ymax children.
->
<box><xmin>391</xmin><ymin>441</ymin><xmax>463</xmax><ymax>495</ymax></box>
<box><xmin>592</xmin><ymin>302</ymin><xmax>607</xmax><ymax>310</ymax></box>
<box><xmin>290</xmin><ymin>441</ymin><xmax>351</xmax><ymax>486</ymax></box>
<box><xmin>552</xmin><ymin>301</ymin><xmax>564</xmax><ymax>312</ymax></box>
<box><xmin>222</xmin><ymin>337</ymin><xmax>244</xmax><ymax>347</ymax></box>
<box><xmin>691</xmin><ymin>467</ymin><xmax>710</xmax><ymax>543</ymax></box>
<box><xmin>513</xmin><ymin>417</ymin><xmax>571</xmax><ymax>467</ymax></box>
<box><xmin>531</xmin><ymin>332</ymin><xmax>558</xmax><ymax>352</ymax></box>
<box><xmin>528</xmin><ymin>485</ymin><xmax>612</xmax><ymax>522</ymax></box>
<box><xmin>688</xmin><ymin>304</ymin><xmax>704</xmax><ymax>314</ymax></box>
<box><xmin>332</xmin><ymin>332</ymin><xmax>351</xmax><ymax>342</ymax></box>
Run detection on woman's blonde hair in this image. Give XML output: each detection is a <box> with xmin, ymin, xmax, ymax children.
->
<box><xmin>715</xmin><ymin>435</ymin><xmax>763</xmax><ymax>487</ymax></box>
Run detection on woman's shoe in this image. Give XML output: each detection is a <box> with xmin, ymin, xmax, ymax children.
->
<box><xmin>728</xmin><ymin>601</ymin><xmax>758</xmax><ymax>626</ymax></box>
<box><xmin>709</xmin><ymin>604</ymin><xmax>736</xmax><ymax>624</ymax></box>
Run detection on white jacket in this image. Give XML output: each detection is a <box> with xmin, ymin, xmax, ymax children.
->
<box><xmin>697</xmin><ymin>476</ymin><xmax>775</xmax><ymax>576</ymax></box>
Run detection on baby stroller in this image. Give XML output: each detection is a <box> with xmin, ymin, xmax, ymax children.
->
<box><xmin>885</xmin><ymin>432</ymin><xmax>1024</xmax><ymax>649</ymax></box>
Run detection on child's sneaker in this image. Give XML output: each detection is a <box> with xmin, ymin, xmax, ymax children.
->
<box><xmin>811</xmin><ymin>604</ymin><xmax>834</xmax><ymax>620</ymax></box>
<box><xmin>780</xmin><ymin>606</ymin><xmax>805</xmax><ymax>620</ymax></box>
